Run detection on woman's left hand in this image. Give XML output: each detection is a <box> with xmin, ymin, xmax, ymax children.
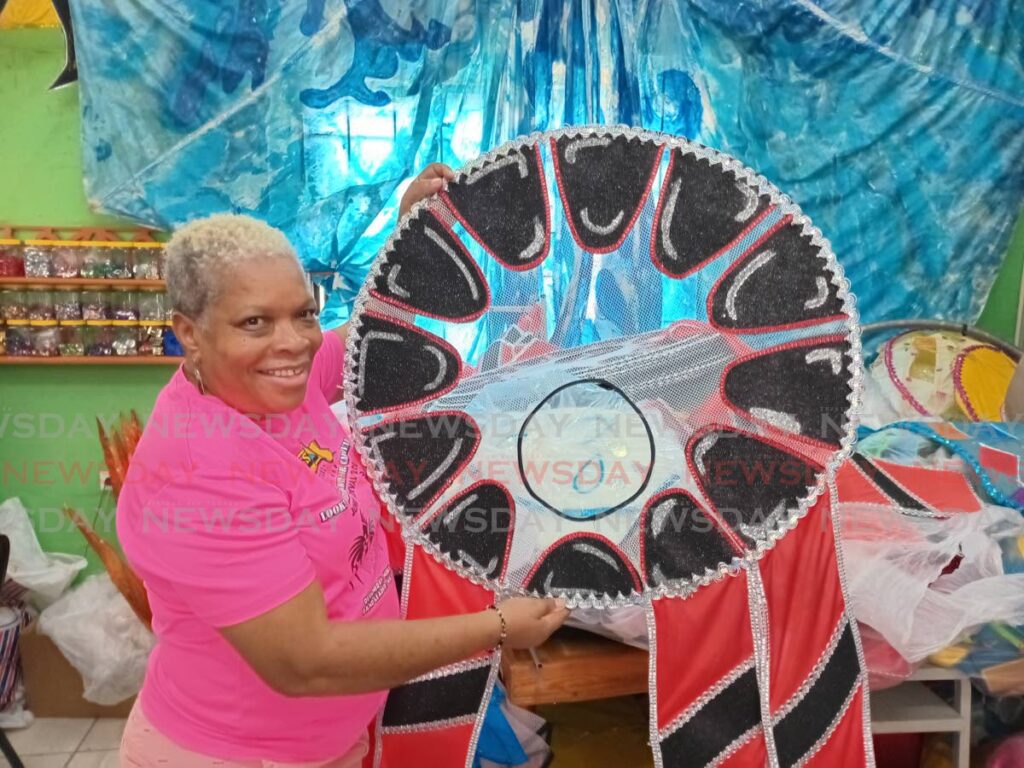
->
<box><xmin>399</xmin><ymin>163</ymin><xmax>456</xmax><ymax>218</ymax></box>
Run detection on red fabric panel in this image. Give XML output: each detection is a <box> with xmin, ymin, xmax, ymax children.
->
<box><xmin>875</xmin><ymin>459</ymin><xmax>981</xmax><ymax>513</ymax></box>
<box><xmin>979</xmin><ymin>444</ymin><xmax>1019</xmax><ymax>478</ymax></box>
<box><xmin>653</xmin><ymin>571</ymin><xmax>753</xmax><ymax>730</ymax></box>
<box><xmin>378</xmin><ymin>505</ymin><xmax>407</xmax><ymax>574</ymax></box>
<box><xmin>404</xmin><ymin>547</ymin><xmax>494</xmax><ymax>621</ymax></box>
<box><xmin>717</xmin><ymin>731</ymin><xmax>766</xmax><ymax>767</ymax></box>
<box><xmin>377</xmin><ymin>722</ymin><xmax>477</xmax><ymax>768</ymax></box>
<box><xmin>759</xmin><ymin>497</ymin><xmax>846</xmax><ymax>712</ymax></box>
<box><xmin>802</xmin><ymin>686</ymin><xmax>868</xmax><ymax>768</ymax></box>
<box><xmin>834</xmin><ymin>461</ymin><xmax>890</xmax><ymax>506</ymax></box>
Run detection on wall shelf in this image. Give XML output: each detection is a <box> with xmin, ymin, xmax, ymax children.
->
<box><xmin>0</xmin><ymin>357</ymin><xmax>182</xmax><ymax>365</ymax></box>
<box><xmin>0</xmin><ymin>278</ymin><xmax>165</xmax><ymax>289</ymax></box>
<box><xmin>868</xmin><ymin>665</ymin><xmax>971</xmax><ymax>767</ymax></box>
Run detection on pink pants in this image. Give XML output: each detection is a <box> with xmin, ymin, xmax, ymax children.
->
<box><xmin>119</xmin><ymin>701</ymin><xmax>370</xmax><ymax>768</ymax></box>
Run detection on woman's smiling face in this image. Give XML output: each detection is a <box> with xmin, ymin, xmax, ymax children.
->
<box><xmin>175</xmin><ymin>255</ymin><xmax>323</xmax><ymax>414</ymax></box>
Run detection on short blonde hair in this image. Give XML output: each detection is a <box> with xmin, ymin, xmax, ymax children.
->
<box><xmin>164</xmin><ymin>214</ymin><xmax>301</xmax><ymax>319</ymax></box>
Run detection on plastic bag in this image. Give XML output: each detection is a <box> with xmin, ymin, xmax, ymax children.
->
<box><xmin>840</xmin><ymin>502</ymin><xmax>1024</xmax><ymax>663</ymax></box>
<box><xmin>858</xmin><ymin>624</ymin><xmax>918</xmax><ymax>691</ymax></box>
<box><xmin>565</xmin><ymin>605</ymin><xmax>648</xmax><ymax>650</ymax></box>
<box><xmin>38</xmin><ymin>574</ymin><xmax>154</xmax><ymax>705</ymax></box>
<box><xmin>0</xmin><ymin>497</ymin><xmax>86</xmax><ymax>607</ymax></box>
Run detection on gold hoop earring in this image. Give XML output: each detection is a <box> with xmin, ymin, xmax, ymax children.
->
<box><xmin>192</xmin><ymin>360</ymin><xmax>206</xmax><ymax>396</ymax></box>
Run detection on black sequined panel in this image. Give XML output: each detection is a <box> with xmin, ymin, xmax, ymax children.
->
<box><xmin>422</xmin><ymin>482</ymin><xmax>514</xmax><ymax>580</ymax></box>
<box><xmin>525</xmin><ymin>534</ymin><xmax>641</xmax><ymax>598</ymax></box>
<box><xmin>723</xmin><ymin>338</ymin><xmax>853</xmax><ymax>446</ymax></box>
<box><xmin>372</xmin><ymin>214</ymin><xmax>488</xmax><ymax>321</ymax></box>
<box><xmin>444</xmin><ymin>144</ymin><xmax>550</xmax><ymax>270</ymax></box>
<box><xmin>641</xmin><ymin>490</ymin><xmax>740</xmax><ymax>588</ymax></box>
<box><xmin>351</xmin><ymin>313</ymin><xmax>461</xmax><ymax>414</ymax></box>
<box><xmin>552</xmin><ymin>133</ymin><xmax>662</xmax><ymax>252</ymax></box>
<box><xmin>710</xmin><ymin>220</ymin><xmax>844</xmax><ymax>331</ymax></box>
<box><xmin>653</xmin><ymin>150</ymin><xmax>770</xmax><ymax>278</ymax></box>
<box><xmin>363</xmin><ymin>413</ymin><xmax>479</xmax><ymax>518</ymax></box>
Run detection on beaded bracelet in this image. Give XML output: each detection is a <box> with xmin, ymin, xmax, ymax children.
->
<box><xmin>488</xmin><ymin>604</ymin><xmax>507</xmax><ymax>649</ymax></box>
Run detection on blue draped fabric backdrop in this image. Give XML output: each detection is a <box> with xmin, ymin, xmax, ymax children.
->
<box><xmin>70</xmin><ymin>0</ymin><xmax>1024</xmax><ymax>328</ymax></box>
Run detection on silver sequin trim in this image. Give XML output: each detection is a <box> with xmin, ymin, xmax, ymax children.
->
<box><xmin>725</xmin><ymin>249</ymin><xmax>775</xmax><ymax>322</ymax></box>
<box><xmin>372</xmin><ymin>709</ymin><xmax>385</xmax><ymax>768</ymax></box>
<box><xmin>746</xmin><ymin>566</ymin><xmax>781</xmax><ymax>768</ymax></box>
<box><xmin>804</xmin><ymin>276</ymin><xmax>830</xmax><ymax>310</ymax></box>
<box><xmin>424</xmin><ymin>226</ymin><xmax>481</xmax><ymax>301</ymax></box>
<box><xmin>580</xmin><ymin>207</ymin><xmax>625</xmax><ymax>235</ymax></box>
<box><xmin>564</xmin><ymin>135</ymin><xmax>613</xmax><ymax>163</ymax></box>
<box><xmin>423</xmin><ymin>345</ymin><xmax>449</xmax><ymax>391</ymax></box>
<box><xmin>516</xmin><ymin>216</ymin><xmax>546</xmax><ymax>262</ymax></box>
<box><xmin>828</xmin><ymin>477</ymin><xmax>877</xmax><ymax>767</ymax></box>
<box><xmin>385</xmin><ymin>264</ymin><xmax>411</xmax><ymax>299</ymax></box>
<box><xmin>660</xmin><ymin>178</ymin><xmax>683</xmax><ymax>263</ymax></box>
<box><xmin>708</xmin><ymin>725</ymin><xmax>761</xmax><ymax>768</ymax></box>
<box><xmin>645</xmin><ymin>598</ymin><xmax>664</xmax><ymax>768</ymax></box>
<box><xmin>749</xmin><ymin>407</ymin><xmax>802</xmax><ymax>434</ymax></box>
<box><xmin>466</xmin><ymin>151</ymin><xmax>528</xmax><ymax>183</ymax></box>
<box><xmin>464</xmin><ymin>654</ymin><xmax>502</xmax><ymax>768</ymax></box>
<box><xmin>380</xmin><ymin>713</ymin><xmax>479</xmax><ymax>736</ymax></box>
<box><xmin>734</xmin><ymin>181</ymin><xmax>760</xmax><ymax>222</ymax></box>
<box><xmin>407</xmin><ymin>656</ymin><xmax>492</xmax><ymax>684</ymax></box>
<box><xmin>399</xmin><ymin>544</ymin><xmax>414</xmax><ymax>619</ymax></box>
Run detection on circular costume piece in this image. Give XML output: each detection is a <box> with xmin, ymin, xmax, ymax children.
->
<box><xmin>953</xmin><ymin>345</ymin><xmax>1016</xmax><ymax>421</ymax></box>
<box><xmin>346</xmin><ymin>126</ymin><xmax>860</xmax><ymax>608</ymax></box>
<box><xmin>872</xmin><ymin>331</ymin><xmax>1015</xmax><ymax>421</ymax></box>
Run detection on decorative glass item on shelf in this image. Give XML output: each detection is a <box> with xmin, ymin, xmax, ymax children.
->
<box><xmin>84</xmin><ymin>320</ymin><xmax>115</xmax><ymax>356</ymax></box>
<box><xmin>138</xmin><ymin>289</ymin><xmax>166</xmax><ymax>322</ymax></box>
<box><xmin>111</xmin><ymin>288</ymin><xmax>139</xmax><ymax>320</ymax></box>
<box><xmin>80</xmin><ymin>247</ymin><xmax>114</xmax><ymax>279</ymax></box>
<box><xmin>109</xmin><ymin>247</ymin><xmax>133</xmax><ymax>279</ymax></box>
<box><xmin>52</xmin><ymin>245</ymin><xmax>83</xmax><ymax>278</ymax></box>
<box><xmin>26</xmin><ymin>287</ymin><xmax>55</xmax><ymax>321</ymax></box>
<box><xmin>0</xmin><ymin>240</ymin><xmax>24</xmax><ymax>277</ymax></box>
<box><xmin>54</xmin><ymin>287</ymin><xmax>83</xmax><ymax>321</ymax></box>
<box><xmin>58</xmin><ymin>320</ymin><xmax>86</xmax><ymax>356</ymax></box>
<box><xmin>82</xmin><ymin>289</ymin><xmax>111</xmax><ymax>320</ymax></box>
<box><xmin>0</xmin><ymin>321</ymin><xmax>5</xmax><ymax>355</ymax></box>
<box><xmin>131</xmin><ymin>245</ymin><xmax>163</xmax><ymax>280</ymax></box>
<box><xmin>1</xmin><ymin>288</ymin><xmax>27</xmax><ymax>321</ymax></box>
<box><xmin>22</xmin><ymin>242</ymin><xmax>54</xmax><ymax>278</ymax></box>
<box><xmin>138</xmin><ymin>321</ymin><xmax>166</xmax><ymax>356</ymax></box>
<box><xmin>30</xmin><ymin>320</ymin><xmax>60</xmax><ymax>357</ymax></box>
<box><xmin>111</xmin><ymin>320</ymin><xmax>138</xmax><ymax>356</ymax></box>
<box><xmin>5</xmin><ymin>320</ymin><xmax>31</xmax><ymax>356</ymax></box>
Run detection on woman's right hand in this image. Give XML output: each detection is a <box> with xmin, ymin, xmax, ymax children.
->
<box><xmin>494</xmin><ymin>597</ymin><xmax>571</xmax><ymax>650</ymax></box>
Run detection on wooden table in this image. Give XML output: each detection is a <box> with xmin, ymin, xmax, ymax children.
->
<box><xmin>500</xmin><ymin>627</ymin><xmax>648</xmax><ymax>707</ymax></box>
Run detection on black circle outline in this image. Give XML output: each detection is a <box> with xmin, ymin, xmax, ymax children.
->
<box><xmin>516</xmin><ymin>378</ymin><xmax>656</xmax><ymax>522</ymax></box>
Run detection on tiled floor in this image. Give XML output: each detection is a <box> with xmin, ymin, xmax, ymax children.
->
<box><xmin>1</xmin><ymin>718</ymin><xmax>123</xmax><ymax>768</ymax></box>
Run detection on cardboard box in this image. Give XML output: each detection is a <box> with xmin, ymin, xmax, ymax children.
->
<box><xmin>18</xmin><ymin>622</ymin><xmax>135</xmax><ymax>718</ymax></box>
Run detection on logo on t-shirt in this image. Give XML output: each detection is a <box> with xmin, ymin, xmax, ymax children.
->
<box><xmin>297</xmin><ymin>440</ymin><xmax>334</xmax><ymax>473</ymax></box>
<box><xmin>349</xmin><ymin>515</ymin><xmax>376</xmax><ymax>576</ymax></box>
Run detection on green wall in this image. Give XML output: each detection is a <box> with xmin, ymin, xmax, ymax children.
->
<box><xmin>1</xmin><ymin>28</ymin><xmax>1022</xmax><ymax>578</ymax></box>
<box><xmin>0</xmin><ymin>28</ymin><xmax>173</xmax><ymax>577</ymax></box>
<box><xmin>978</xmin><ymin>212</ymin><xmax>1024</xmax><ymax>342</ymax></box>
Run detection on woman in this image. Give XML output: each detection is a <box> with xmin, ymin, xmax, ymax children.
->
<box><xmin>117</xmin><ymin>166</ymin><xmax>569</xmax><ymax>767</ymax></box>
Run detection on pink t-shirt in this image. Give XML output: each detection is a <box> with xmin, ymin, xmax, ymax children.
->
<box><xmin>117</xmin><ymin>331</ymin><xmax>399</xmax><ymax>763</ymax></box>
